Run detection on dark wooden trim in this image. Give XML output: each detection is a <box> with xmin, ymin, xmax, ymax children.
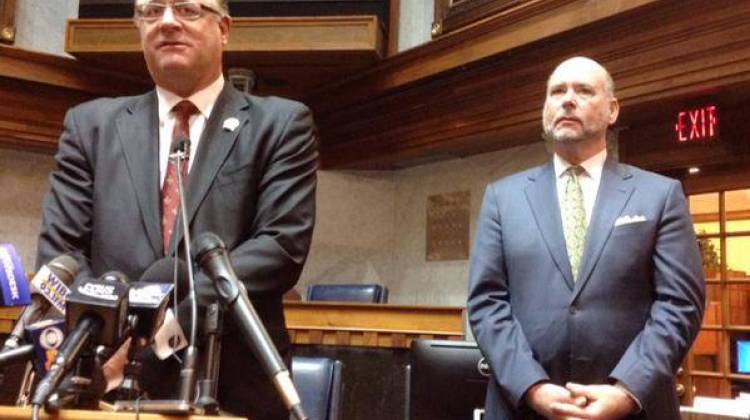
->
<box><xmin>305</xmin><ymin>0</ymin><xmax>750</xmax><ymax>170</ymax></box>
<box><xmin>0</xmin><ymin>0</ymin><xmax>16</xmax><ymax>44</ymax></box>
<box><xmin>387</xmin><ymin>0</ymin><xmax>400</xmax><ymax>56</ymax></box>
<box><xmin>441</xmin><ymin>0</ymin><xmax>529</xmax><ymax>35</ymax></box>
<box><xmin>0</xmin><ymin>45</ymin><xmax>150</xmax><ymax>152</ymax></box>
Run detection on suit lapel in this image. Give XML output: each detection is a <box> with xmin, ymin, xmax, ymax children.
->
<box><xmin>169</xmin><ymin>85</ymin><xmax>249</xmax><ymax>250</ymax></box>
<box><xmin>572</xmin><ymin>158</ymin><xmax>634</xmax><ymax>299</ymax></box>
<box><xmin>524</xmin><ymin>161</ymin><xmax>575</xmax><ymax>290</ymax></box>
<box><xmin>115</xmin><ymin>92</ymin><xmax>163</xmax><ymax>259</ymax></box>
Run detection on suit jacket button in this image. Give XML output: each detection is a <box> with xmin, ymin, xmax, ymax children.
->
<box><xmin>569</xmin><ymin>306</ymin><xmax>577</xmax><ymax>315</ymax></box>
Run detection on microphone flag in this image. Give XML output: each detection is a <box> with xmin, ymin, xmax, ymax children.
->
<box><xmin>0</xmin><ymin>244</ymin><xmax>31</xmax><ymax>306</ymax></box>
<box><xmin>25</xmin><ymin>318</ymin><xmax>66</xmax><ymax>374</ymax></box>
<box><xmin>30</xmin><ymin>265</ymin><xmax>70</xmax><ymax>315</ymax></box>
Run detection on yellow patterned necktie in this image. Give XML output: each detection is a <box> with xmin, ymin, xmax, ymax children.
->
<box><xmin>563</xmin><ymin>165</ymin><xmax>587</xmax><ymax>281</ymax></box>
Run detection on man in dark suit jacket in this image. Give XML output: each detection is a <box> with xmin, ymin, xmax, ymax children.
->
<box><xmin>467</xmin><ymin>57</ymin><xmax>704</xmax><ymax>419</ymax></box>
<box><xmin>35</xmin><ymin>1</ymin><xmax>317</xmax><ymax>419</ymax></box>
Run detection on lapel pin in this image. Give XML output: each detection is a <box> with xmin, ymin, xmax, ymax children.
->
<box><xmin>223</xmin><ymin>117</ymin><xmax>240</xmax><ymax>132</ymax></box>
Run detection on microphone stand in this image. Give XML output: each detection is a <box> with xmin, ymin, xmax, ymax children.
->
<box><xmin>172</xmin><ymin>138</ymin><xmax>200</xmax><ymax>408</ymax></box>
<box><xmin>113</xmin><ymin>137</ymin><xmax>199</xmax><ymax>415</ymax></box>
<box><xmin>195</xmin><ymin>302</ymin><xmax>222</xmax><ymax>414</ymax></box>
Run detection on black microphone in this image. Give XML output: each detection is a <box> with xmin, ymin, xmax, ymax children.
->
<box><xmin>171</xmin><ymin>135</ymin><xmax>190</xmax><ymax>155</ymax></box>
<box><xmin>2</xmin><ymin>255</ymin><xmax>78</xmax><ymax>352</ymax></box>
<box><xmin>128</xmin><ymin>282</ymin><xmax>174</xmax><ymax>340</ymax></box>
<box><xmin>139</xmin><ymin>257</ymin><xmax>189</xmax><ymax>303</ymax></box>
<box><xmin>192</xmin><ymin>232</ymin><xmax>307</xmax><ymax>420</ymax></box>
<box><xmin>31</xmin><ymin>272</ymin><xmax>130</xmax><ymax>408</ymax></box>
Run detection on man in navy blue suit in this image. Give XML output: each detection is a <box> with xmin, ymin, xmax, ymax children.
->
<box><xmin>467</xmin><ymin>57</ymin><xmax>704</xmax><ymax>419</ymax></box>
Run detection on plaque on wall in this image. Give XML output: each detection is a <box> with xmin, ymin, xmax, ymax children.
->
<box><xmin>426</xmin><ymin>190</ymin><xmax>470</xmax><ymax>261</ymax></box>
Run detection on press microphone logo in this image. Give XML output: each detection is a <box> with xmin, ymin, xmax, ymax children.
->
<box><xmin>78</xmin><ymin>282</ymin><xmax>119</xmax><ymax>301</ymax></box>
<box><xmin>31</xmin><ymin>265</ymin><xmax>70</xmax><ymax>314</ymax></box>
<box><xmin>40</xmin><ymin>326</ymin><xmax>64</xmax><ymax>371</ymax></box>
<box><xmin>27</xmin><ymin>318</ymin><xmax>66</xmax><ymax>374</ymax></box>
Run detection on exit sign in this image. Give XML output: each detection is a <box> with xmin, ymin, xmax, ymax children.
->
<box><xmin>675</xmin><ymin>105</ymin><xmax>718</xmax><ymax>142</ymax></box>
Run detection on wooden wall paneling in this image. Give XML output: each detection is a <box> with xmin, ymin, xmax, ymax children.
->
<box><xmin>309</xmin><ymin>0</ymin><xmax>750</xmax><ymax>169</ymax></box>
<box><xmin>65</xmin><ymin>16</ymin><xmax>384</xmax><ymax>98</ymax></box>
<box><xmin>0</xmin><ymin>45</ymin><xmax>149</xmax><ymax>152</ymax></box>
<box><xmin>307</xmin><ymin>0</ymin><xmax>660</xmax><ymax>115</ymax></box>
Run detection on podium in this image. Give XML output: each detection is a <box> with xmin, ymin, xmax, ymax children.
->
<box><xmin>0</xmin><ymin>406</ymin><xmax>247</xmax><ymax>419</ymax></box>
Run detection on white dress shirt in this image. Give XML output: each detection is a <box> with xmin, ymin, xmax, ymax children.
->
<box><xmin>155</xmin><ymin>76</ymin><xmax>225</xmax><ymax>188</ymax></box>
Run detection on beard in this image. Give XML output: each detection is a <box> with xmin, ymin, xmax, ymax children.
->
<box><xmin>542</xmin><ymin>118</ymin><xmax>607</xmax><ymax>145</ymax></box>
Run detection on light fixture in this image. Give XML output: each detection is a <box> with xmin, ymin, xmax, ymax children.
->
<box><xmin>688</xmin><ymin>167</ymin><xmax>700</xmax><ymax>175</ymax></box>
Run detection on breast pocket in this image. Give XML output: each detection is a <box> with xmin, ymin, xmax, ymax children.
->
<box><xmin>610</xmin><ymin>220</ymin><xmax>654</xmax><ymax>238</ymax></box>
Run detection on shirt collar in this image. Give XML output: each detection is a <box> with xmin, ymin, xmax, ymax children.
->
<box><xmin>553</xmin><ymin>147</ymin><xmax>607</xmax><ymax>182</ymax></box>
<box><xmin>156</xmin><ymin>75</ymin><xmax>225</xmax><ymax>123</ymax></box>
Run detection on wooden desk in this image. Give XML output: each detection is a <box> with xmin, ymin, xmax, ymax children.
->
<box><xmin>284</xmin><ymin>301</ymin><xmax>465</xmax><ymax>348</ymax></box>
<box><xmin>0</xmin><ymin>406</ymin><xmax>245</xmax><ymax>419</ymax></box>
<box><xmin>2</xmin><ymin>303</ymin><xmax>466</xmax><ymax>346</ymax></box>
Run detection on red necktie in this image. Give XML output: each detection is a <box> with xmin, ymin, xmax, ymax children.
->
<box><xmin>162</xmin><ymin>100</ymin><xmax>198</xmax><ymax>253</ymax></box>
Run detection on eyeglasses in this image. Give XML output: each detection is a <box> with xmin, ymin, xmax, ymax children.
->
<box><xmin>135</xmin><ymin>1</ymin><xmax>222</xmax><ymax>22</ymax></box>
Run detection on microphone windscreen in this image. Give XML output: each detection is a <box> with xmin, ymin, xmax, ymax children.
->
<box><xmin>171</xmin><ymin>135</ymin><xmax>190</xmax><ymax>154</ymax></box>
<box><xmin>139</xmin><ymin>258</ymin><xmax>189</xmax><ymax>302</ymax></box>
<box><xmin>46</xmin><ymin>255</ymin><xmax>79</xmax><ymax>285</ymax></box>
<box><xmin>98</xmin><ymin>271</ymin><xmax>129</xmax><ymax>284</ymax></box>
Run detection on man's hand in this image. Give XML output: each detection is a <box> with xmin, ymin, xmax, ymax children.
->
<box><xmin>525</xmin><ymin>382</ymin><xmax>587</xmax><ymax>419</ymax></box>
<box><xmin>549</xmin><ymin>382</ymin><xmax>637</xmax><ymax>420</ymax></box>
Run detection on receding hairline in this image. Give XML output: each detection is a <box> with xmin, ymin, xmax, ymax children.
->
<box><xmin>547</xmin><ymin>56</ymin><xmax>616</xmax><ymax>97</ymax></box>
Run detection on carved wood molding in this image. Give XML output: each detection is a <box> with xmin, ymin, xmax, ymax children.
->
<box><xmin>308</xmin><ymin>0</ymin><xmax>750</xmax><ymax>169</ymax></box>
<box><xmin>65</xmin><ymin>16</ymin><xmax>384</xmax><ymax>97</ymax></box>
<box><xmin>307</xmin><ymin>0</ymin><xmax>658</xmax><ymax>115</ymax></box>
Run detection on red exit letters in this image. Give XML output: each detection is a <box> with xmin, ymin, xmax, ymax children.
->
<box><xmin>675</xmin><ymin>105</ymin><xmax>718</xmax><ymax>142</ymax></box>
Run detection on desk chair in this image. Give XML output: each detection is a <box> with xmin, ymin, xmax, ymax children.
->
<box><xmin>306</xmin><ymin>284</ymin><xmax>389</xmax><ymax>303</ymax></box>
<box><xmin>292</xmin><ymin>356</ymin><xmax>343</xmax><ymax>420</ymax></box>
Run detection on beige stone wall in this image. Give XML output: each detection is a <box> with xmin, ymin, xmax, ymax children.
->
<box><xmin>13</xmin><ymin>0</ymin><xmax>78</xmax><ymax>56</ymax></box>
<box><xmin>0</xmin><ymin>148</ymin><xmax>55</xmax><ymax>270</ymax></box>
<box><xmin>299</xmin><ymin>142</ymin><xmax>550</xmax><ymax>305</ymax></box>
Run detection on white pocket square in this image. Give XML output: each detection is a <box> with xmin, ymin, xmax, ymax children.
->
<box><xmin>614</xmin><ymin>214</ymin><xmax>647</xmax><ymax>227</ymax></box>
<box><xmin>222</xmin><ymin>117</ymin><xmax>240</xmax><ymax>132</ymax></box>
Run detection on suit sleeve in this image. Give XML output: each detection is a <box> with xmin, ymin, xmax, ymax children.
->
<box><xmin>609</xmin><ymin>180</ymin><xmax>705</xmax><ymax>413</ymax></box>
<box><xmin>36</xmin><ymin>107</ymin><xmax>96</xmax><ymax>279</ymax></box>
<box><xmin>467</xmin><ymin>184</ymin><xmax>549</xmax><ymax>407</ymax></box>
<box><xmin>226</xmin><ymin>102</ymin><xmax>318</xmax><ymax>296</ymax></box>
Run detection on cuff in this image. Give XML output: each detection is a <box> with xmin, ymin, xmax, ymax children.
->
<box><xmin>614</xmin><ymin>381</ymin><xmax>643</xmax><ymax>413</ymax></box>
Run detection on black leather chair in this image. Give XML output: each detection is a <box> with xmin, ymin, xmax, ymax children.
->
<box><xmin>292</xmin><ymin>356</ymin><xmax>343</xmax><ymax>420</ymax></box>
<box><xmin>306</xmin><ymin>284</ymin><xmax>389</xmax><ymax>303</ymax></box>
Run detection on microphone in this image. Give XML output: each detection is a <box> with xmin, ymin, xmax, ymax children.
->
<box><xmin>31</xmin><ymin>272</ymin><xmax>130</xmax><ymax>408</ymax></box>
<box><xmin>192</xmin><ymin>232</ymin><xmax>307</xmax><ymax>420</ymax></box>
<box><xmin>0</xmin><ymin>243</ymin><xmax>32</xmax><ymax>307</ymax></box>
<box><xmin>137</xmin><ymin>258</ymin><xmax>189</xmax><ymax>358</ymax></box>
<box><xmin>0</xmin><ymin>344</ymin><xmax>34</xmax><ymax>367</ymax></box>
<box><xmin>3</xmin><ymin>255</ymin><xmax>78</xmax><ymax>352</ymax></box>
<box><xmin>128</xmin><ymin>282</ymin><xmax>173</xmax><ymax>341</ymax></box>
